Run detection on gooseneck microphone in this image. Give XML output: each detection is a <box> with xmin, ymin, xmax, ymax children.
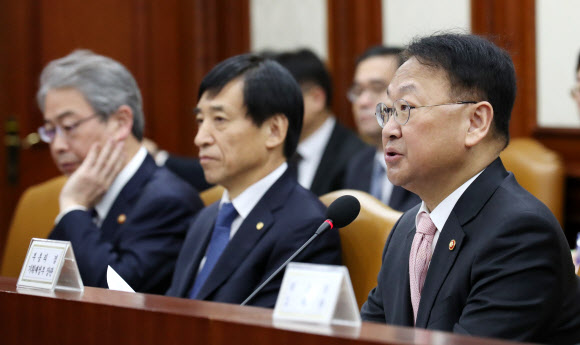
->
<box><xmin>240</xmin><ymin>195</ymin><xmax>361</xmax><ymax>306</ymax></box>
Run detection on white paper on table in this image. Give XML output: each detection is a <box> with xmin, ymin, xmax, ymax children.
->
<box><xmin>107</xmin><ymin>265</ymin><xmax>135</xmax><ymax>292</ymax></box>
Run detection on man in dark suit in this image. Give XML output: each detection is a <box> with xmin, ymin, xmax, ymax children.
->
<box><xmin>37</xmin><ymin>50</ymin><xmax>204</xmax><ymax>294</ymax></box>
<box><xmin>274</xmin><ymin>49</ymin><xmax>367</xmax><ymax>195</ymax></box>
<box><xmin>149</xmin><ymin>49</ymin><xmax>366</xmax><ymax>196</ymax></box>
<box><xmin>361</xmin><ymin>34</ymin><xmax>580</xmax><ymax>344</ymax></box>
<box><xmin>166</xmin><ymin>54</ymin><xmax>342</xmax><ymax>307</ymax></box>
<box><xmin>344</xmin><ymin>46</ymin><xmax>420</xmax><ymax>212</ymax></box>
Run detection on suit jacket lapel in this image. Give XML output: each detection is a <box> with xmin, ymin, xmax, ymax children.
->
<box><xmin>415</xmin><ymin>213</ymin><xmax>464</xmax><ymax>327</ymax></box>
<box><xmin>415</xmin><ymin>157</ymin><xmax>508</xmax><ymax>327</ymax></box>
<box><xmin>195</xmin><ymin>172</ymin><xmax>292</xmax><ymax>300</ymax></box>
<box><xmin>389</xmin><ymin>186</ymin><xmax>407</xmax><ymax>210</ymax></box>
<box><xmin>401</xmin><ymin>226</ymin><xmax>418</xmax><ymax>325</ymax></box>
<box><xmin>100</xmin><ymin>155</ymin><xmax>156</xmax><ymax>239</ymax></box>
<box><xmin>176</xmin><ymin>204</ymin><xmax>219</xmax><ymax>297</ymax></box>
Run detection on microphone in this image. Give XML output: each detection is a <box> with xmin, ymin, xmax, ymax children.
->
<box><xmin>240</xmin><ymin>195</ymin><xmax>360</xmax><ymax>306</ymax></box>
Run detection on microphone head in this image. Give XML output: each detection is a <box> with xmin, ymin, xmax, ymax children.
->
<box><xmin>326</xmin><ymin>195</ymin><xmax>360</xmax><ymax>228</ymax></box>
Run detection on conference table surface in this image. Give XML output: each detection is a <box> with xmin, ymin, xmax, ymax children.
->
<box><xmin>0</xmin><ymin>276</ymin><xmax>528</xmax><ymax>345</ymax></box>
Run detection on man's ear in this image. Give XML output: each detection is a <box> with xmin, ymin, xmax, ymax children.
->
<box><xmin>110</xmin><ymin>105</ymin><xmax>134</xmax><ymax>141</ymax></box>
<box><xmin>465</xmin><ymin>101</ymin><xmax>493</xmax><ymax>148</ymax></box>
<box><xmin>264</xmin><ymin>114</ymin><xmax>288</xmax><ymax>150</ymax></box>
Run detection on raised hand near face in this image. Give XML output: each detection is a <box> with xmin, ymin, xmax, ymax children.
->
<box><xmin>59</xmin><ymin>139</ymin><xmax>125</xmax><ymax>210</ymax></box>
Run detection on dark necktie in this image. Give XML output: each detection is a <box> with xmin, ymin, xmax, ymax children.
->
<box><xmin>89</xmin><ymin>208</ymin><xmax>100</xmax><ymax>226</ymax></box>
<box><xmin>189</xmin><ymin>202</ymin><xmax>238</xmax><ymax>299</ymax></box>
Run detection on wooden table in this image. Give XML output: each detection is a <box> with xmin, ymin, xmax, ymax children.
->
<box><xmin>0</xmin><ymin>277</ymin><xmax>526</xmax><ymax>345</ymax></box>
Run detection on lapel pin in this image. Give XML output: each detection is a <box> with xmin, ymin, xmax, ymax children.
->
<box><xmin>449</xmin><ymin>239</ymin><xmax>456</xmax><ymax>251</ymax></box>
<box><xmin>256</xmin><ymin>222</ymin><xmax>264</xmax><ymax>230</ymax></box>
<box><xmin>117</xmin><ymin>214</ymin><xmax>127</xmax><ymax>224</ymax></box>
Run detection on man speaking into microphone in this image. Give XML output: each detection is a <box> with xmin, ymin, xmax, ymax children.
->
<box><xmin>166</xmin><ymin>54</ymin><xmax>342</xmax><ymax>307</ymax></box>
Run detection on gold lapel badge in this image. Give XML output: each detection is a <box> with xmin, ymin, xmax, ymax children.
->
<box><xmin>117</xmin><ymin>214</ymin><xmax>127</xmax><ymax>224</ymax></box>
<box><xmin>256</xmin><ymin>222</ymin><xmax>264</xmax><ymax>230</ymax></box>
<box><xmin>449</xmin><ymin>239</ymin><xmax>456</xmax><ymax>251</ymax></box>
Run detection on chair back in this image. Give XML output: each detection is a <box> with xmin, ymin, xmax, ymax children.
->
<box><xmin>1</xmin><ymin>176</ymin><xmax>67</xmax><ymax>277</ymax></box>
<box><xmin>200</xmin><ymin>185</ymin><xmax>224</xmax><ymax>206</ymax></box>
<box><xmin>320</xmin><ymin>189</ymin><xmax>403</xmax><ymax>309</ymax></box>
<box><xmin>500</xmin><ymin>138</ymin><xmax>565</xmax><ymax>225</ymax></box>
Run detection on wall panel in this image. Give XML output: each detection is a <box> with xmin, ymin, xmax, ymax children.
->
<box><xmin>327</xmin><ymin>0</ymin><xmax>383</xmax><ymax>129</ymax></box>
<box><xmin>0</xmin><ymin>0</ymin><xmax>250</xmax><ymax>264</ymax></box>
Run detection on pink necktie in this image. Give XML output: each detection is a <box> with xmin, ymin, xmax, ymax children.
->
<box><xmin>409</xmin><ymin>211</ymin><xmax>437</xmax><ymax>323</ymax></box>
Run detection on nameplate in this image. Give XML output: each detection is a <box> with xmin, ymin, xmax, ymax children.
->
<box><xmin>17</xmin><ymin>238</ymin><xmax>84</xmax><ymax>292</ymax></box>
<box><xmin>273</xmin><ymin>262</ymin><xmax>361</xmax><ymax>327</ymax></box>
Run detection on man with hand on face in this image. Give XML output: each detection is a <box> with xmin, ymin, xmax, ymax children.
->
<box><xmin>361</xmin><ymin>34</ymin><xmax>580</xmax><ymax>343</ymax></box>
<box><xmin>38</xmin><ymin>50</ymin><xmax>204</xmax><ymax>294</ymax></box>
<box><xmin>344</xmin><ymin>46</ymin><xmax>420</xmax><ymax>211</ymax></box>
<box><xmin>166</xmin><ymin>54</ymin><xmax>342</xmax><ymax>307</ymax></box>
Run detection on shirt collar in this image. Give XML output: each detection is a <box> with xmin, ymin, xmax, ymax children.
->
<box><xmin>94</xmin><ymin>146</ymin><xmax>148</xmax><ymax>221</ymax></box>
<box><xmin>221</xmin><ymin>162</ymin><xmax>288</xmax><ymax>219</ymax></box>
<box><xmin>415</xmin><ymin>169</ymin><xmax>485</xmax><ymax>232</ymax></box>
<box><xmin>296</xmin><ymin>116</ymin><xmax>335</xmax><ymax>161</ymax></box>
<box><xmin>295</xmin><ymin>116</ymin><xmax>335</xmax><ymax>188</ymax></box>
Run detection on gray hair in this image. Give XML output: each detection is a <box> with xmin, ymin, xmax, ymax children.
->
<box><xmin>37</xmin><ymin>50</ymin><xmax>144</xmax><ymax>140</ymax></box>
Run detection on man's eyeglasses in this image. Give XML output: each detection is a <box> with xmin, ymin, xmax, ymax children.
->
<box><xmin>38</xmin><ymin>113</ymin><xmax>101</xmax><ymax>143</ymax></box>
<box><xmin>375</xmin><ymin>99</ymin><xmax>477</xmax><ymax>127</ymax></box>
<box><xmin>347</xmin><ymin>82</ymin><xmax>389</xmax><ymax>102</ymax></box>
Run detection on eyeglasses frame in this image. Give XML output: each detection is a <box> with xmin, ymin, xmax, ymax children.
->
<box><xmin>38</xmin><ymin>113</ymin><xmax>103</xmax><ymax>143</ymax></box>
<box><xmin>375</xmin><ymin>99</ymin><xmax>478</xmax><ymax>128</ymax></box>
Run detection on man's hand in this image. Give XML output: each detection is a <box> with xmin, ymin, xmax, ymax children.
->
<box><xmin>59</xmin><ymin>139</ymin><xmax>125</xmax><ymax>211</ymax></box>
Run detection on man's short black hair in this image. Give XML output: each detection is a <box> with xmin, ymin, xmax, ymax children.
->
<box><xmin>273</xmin><ymin>49</ymin><xmax>333</xmax><ymax>108</ymax></box>
<box><xmin>576</xmin><ymin>50</ymin><xmax>580</xmax><ymax>73</ymax></box>
<box><xmin>198</xmin><ymin>53</ymin><xmax>303</xmax><ymax>158</ymax></box>
<box><xmin>356</xmin><ymin>45</ymin><xmax>405</xmax><ymax>67</ymax></box>
<box><xmin>404</xmin><ymin>33</ymin><xmax>516</xmax><ymax>148</ymax></box>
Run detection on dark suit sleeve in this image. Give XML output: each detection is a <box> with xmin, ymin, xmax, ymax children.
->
<box><xmin>50</xmin><ymin>194</ymin><xmax>199</xmax><ymax>293</ymax></box>
<box><xmin>248</xmin><ymin>217</ymin><xmax>342</xmax><ymax>308</ymax></box>
<box><xmin>360</xmin><ymin>216</ymin><xmax>402</xmax><ymax>322</ymax></box>
<box><xmin>453</xmin><ymin>212</ymin><xmax>566</xmax><ymax>341</ymax></box>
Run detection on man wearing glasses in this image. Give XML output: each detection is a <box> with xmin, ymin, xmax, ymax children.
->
<box><xmin>344</xmin><ymin>46</ymin><xmax>420</xmax><ymax>211</ymax></box>
<box><xmin>361</xmin><ymin>34</ymin><xmax>580</xmax><ymax>343</ymax></box>
<box><xmin>37</xmin><ymin>50</ymin><xmax>204</xmax><ymax>294</ymax></box>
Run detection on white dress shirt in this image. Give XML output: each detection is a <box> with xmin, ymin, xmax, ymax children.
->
<box><xmin>415</xmin><ymin>169</ymin><xmax>484</xmax><ymax>256</ymax></box>
<box><xmin>295</xmin><ymin>116</ymin><xmax>336</xmax><ymax>189</ymax></box>
<box><xmin>220</xmin><ymin>162</ymin><xmax>288</xmax><ymax>238</ymax></box>
<box><xmin>196</xmin><ymin>162</ymin><xmax>288</xmax><ymax>273</ymax></box>
<box><xmin>55</xmin><ymin>146</ymin><xmax>148</xmax><ymax>226</ymax></box>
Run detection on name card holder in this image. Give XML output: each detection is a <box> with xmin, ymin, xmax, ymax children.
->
<box><xmin>17</xmin><ymin>238</ymin><xmax>84</xmax><ymax>292</ymax></box>
<box><xmin>273</xmin><ymin>262</ymin><xmax>361</xmax><ymax>327</ymax></box>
